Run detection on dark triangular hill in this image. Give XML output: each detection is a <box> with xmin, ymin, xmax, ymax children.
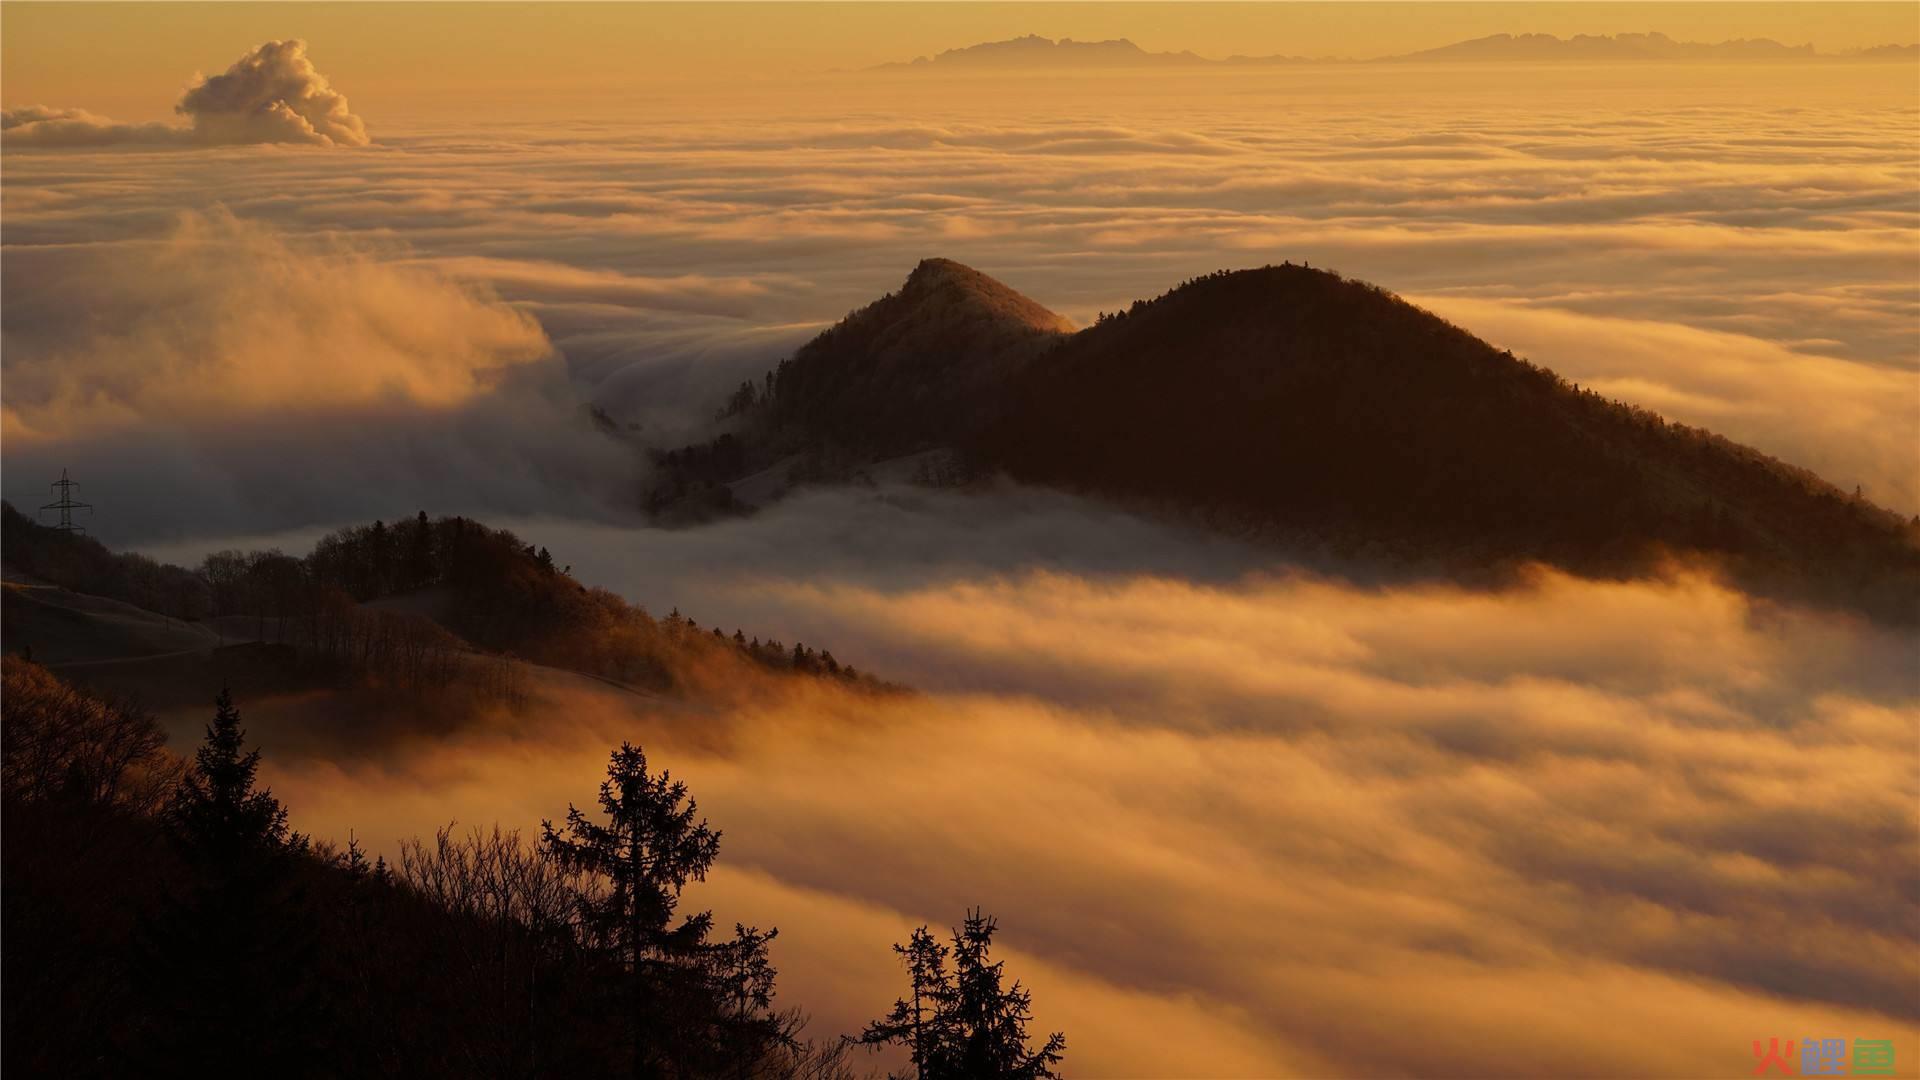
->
<box><xmin>713</xmin><ymin>259</ymin><xmax>1917</xmax><ymax>619</ymax></box>
<box><xmin>976</xmin><ymin>264</ymin><xmax>1917</xmax><ymax>616</ymax></box>
<box><xmin>766</xmin><ymin>258</ymin><xmax>1072</xmax><ymax>452</ymax></box>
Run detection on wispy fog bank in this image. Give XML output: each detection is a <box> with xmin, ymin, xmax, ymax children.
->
<box><xmin>253</xmin><ymin>550</ymin><xmax>1920</xmax><ymax>1077</ymax></box>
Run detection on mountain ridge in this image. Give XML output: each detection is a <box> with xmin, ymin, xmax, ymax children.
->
<box><xmin>754</xmin><ymin>257</ymin><xmax>1072</xmax><ymax>454</ymax></box>
<box><xmin>870</xmin><ymin>31</ymin><xmax>1917</xmax><ymax>70</ymax></box>
<box><xmin>659</xmin><ymin>258</ymin><xmax>1919</xmax><ymax>622</ymax></box>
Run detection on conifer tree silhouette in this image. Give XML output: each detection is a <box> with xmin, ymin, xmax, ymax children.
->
<box><xmin>543</xmin><ymin>742</ymin><xmax>780</xmax><ymax>1079</ymax></box>
<box><xmin>861</xmin><ymin>926</ymin><xmax>957</xmax><ymax>1075</ymax></box>
<box><xmin>169</xmin><ymin>687</ymin><xmax>291</xmax><ymax>856</ymax></box>
<box><xmin>859</xmin><ymin>910</ymin><xmax>1065</xmax><ymax>1079</ymax></box>
<box><xmin>148</xmin><ymin>689</ymin><xmax>319</xmax><ymax>1076</ymax></box>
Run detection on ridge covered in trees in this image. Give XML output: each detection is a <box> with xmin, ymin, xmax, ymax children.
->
<box><xmin>655</xmin><ymin>260</ymin><xmax>1920</xmax><ymax>622</ymax></box>
<box><xmin>982</xmin><ymin>264</ymin><xmax>1920</xmax><ymax>619</ymax></box>
<box><xmin>2</xmin><ymin>659</ymin><xmax>1063</xmax><ymax>1077</ymax></box>
<box><xmin>291</xmin><ymin>512</ymin><xmax>880</xmax><ymax>691</ymax></box>
<box><xmin>763</xmin><ymin>258</ymin><xmax>1073</xmax><ymax>455</ymax></box>
<box><xmin>2</xmin><ymin>501</ymin><xmax>207</xmax><ymax>620</ymax></box>
<box><xmin>2</xmin><ymin>504</ymin><xmax>886</xmax><ymax>697</ymax></box>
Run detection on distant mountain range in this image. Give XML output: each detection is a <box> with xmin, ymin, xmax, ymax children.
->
<box><xmin>870</xmin><ymin>32</ymin><xmax>1918</xmax><ymax>70</ymax></box>
<box><xmin>654</xmin><ymin>258</ymin><xmax>1920</xmax><ymax>623</ymax></box>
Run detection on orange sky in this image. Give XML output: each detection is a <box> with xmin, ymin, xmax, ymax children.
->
<box><xmin>6</xmin><ymin>2</ymin><xmax>1918</xmax><ymax>118</ymax></box>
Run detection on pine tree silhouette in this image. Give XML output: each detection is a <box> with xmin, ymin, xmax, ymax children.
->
<box><xmin>406</xmin><ymin>509</ymin><xmax>434</xmax><ymax>588</ymax></box>
<box><xmin>542</xmin><ymin>742</ymin><xmax>782</xmax><ymax>1079</ymax></box>
<box><xmin>169</xmin><ymin>687</ymin><xmax>291</xmax><ymax>856</ymax></box>
<box><xmin>860</xmin><ymin>910</ymin><xmax>1065</xmax><ymax>1079</ymax></box>
<box><xmin>146</xmin><ymin>689</ymin><xmax>320</xmax><ymax>1076</ymax></box>
<box><xmin>950</xmin><ymin>910</ymin><xmax>1064</xmax><ymax>1079</ymax></box>
<box><xmin>860</xmin><ymin>926</ymin><xmax>957</xmax><ymax>1076</ymax></box>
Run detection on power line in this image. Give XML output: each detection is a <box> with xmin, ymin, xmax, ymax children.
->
<box><xmin>39</xmin><ymin>468</ymin><xmax>93</xmax><ymax>535</ymax></box>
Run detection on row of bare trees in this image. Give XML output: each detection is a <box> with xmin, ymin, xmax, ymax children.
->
<box><xmin>6</xmin><ymin>502</ymin><xmax>882</xmax><ymax>703</ymax></box>
<box><xmin>1</xmin><ymin>656</ymin><xmax>180</xmax><ymax>810</ymax></box>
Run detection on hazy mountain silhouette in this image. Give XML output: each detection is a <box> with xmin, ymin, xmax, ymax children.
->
<box><xmin>700</xmin><ymin>259</ymin><xmax>1920</xmax><ymax>621</ymax></box>
<box><xmin>870</xmin><ymin>32</ymin><xmax>1915</xmax><ymax>71</ymax></box>
<box><xmin>875</xmin><ymin>34</ymin><xmax>1231</xmax><ymax>70</ymax></box>
<box><xmin>1393</xmin><ymin>31</ymin><xmax>1815</xmax><ymax>62</ymax></box>
<box><xmin>1846</xmin><ymin>43</ymin><xmax>1920</xmax><ymax>60</ymax></box>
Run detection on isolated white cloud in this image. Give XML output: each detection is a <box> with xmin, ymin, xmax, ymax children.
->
<box><xmin>176</xmin><ymin>39</ymin><xmax>368</xmax><ymax>147</ymax></box>
<box><xmin>3</xmin><ymin>39</ymin><xmax>367</xmax><ymax>148</ymax></box>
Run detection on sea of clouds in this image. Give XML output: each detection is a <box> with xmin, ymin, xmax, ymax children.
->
<box><xmin>134</xmin><ymin>478</ymin><xmax>1920</xmax><ymax>1077</ymax></box>
<box><xmin>6</xmin><ymin>44</ymin><xmax>1918</xmax><ymax>1077</ymax></box>
<box><xmin>4</xmin><ymin>57</ymin><xmax>1917</xmax><ymax>535</ymax></box>
<box><xmin>244</xmin><ymin>503</ymin><xmax>1920</xmax><ymax>1076</ymax></box>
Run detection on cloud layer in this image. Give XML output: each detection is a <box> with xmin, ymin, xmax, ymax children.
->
<box><xmin>4</xmin><ymin>211</ymin><xmax>547</xmax><ymax>429</ymax></box>
<box><xmin>237</xmin><ymin>545</ymin><xmax>1920</xmax><ymax>1077</ymax></box>
<box><xmin>5</xmin><ymin>51</ymin><xmax>1911</xmax><ymax>1079</ymax></box>
<box><xmin>3</xmin><ymin>39</ymin><xmax>367</xmax><ymax>148</ymax></box>
<box><xmin>0</xmin><ymin>105</ymin><xmax>185</xmax><ymax>147</ymax></box>
<box><xmin>7</xmin><ymin>66</ymin><xmax>1911</xmax><ymax>530</ymax></box>
<box><xmin>2</xmin><ymin>211</ymin><xmax>641</xmax><ymax>539</ymax></box>
<box><xmin>131</xmin><ymin>482</ymin><xmax>1919</xmax><ymax>1076</ymax></box>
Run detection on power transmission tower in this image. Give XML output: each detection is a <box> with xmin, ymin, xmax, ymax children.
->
<box><xmin>40</xmin><ymin>468</ymin><xmax>93</xmax><ymax>534</ymax></box>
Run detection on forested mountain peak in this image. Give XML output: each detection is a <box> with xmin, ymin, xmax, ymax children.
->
<box><xmin>984</xmin><ymin>262</ymin><xmax>1919</xmax><ymax>618</ymax></box>
<box><xmin>896</xmin><ymin>257</ymin><xmax>1076</xmax><ymax>337</ymax></box>
<box><xmin>677</xmin><ymin>258</ymin><xmax>1916</xmax><ymax>620</ymax></box>
<box><xmin>762</xmin><ymin>258</ymin><xmax>1071</xmax><ymax>452</ymax></box>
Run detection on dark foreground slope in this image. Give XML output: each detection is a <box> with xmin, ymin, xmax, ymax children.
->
<box><xmin>1</xmin><ymin>655</ymin><xmax>866</xmax><ymax>1079</ymax></box>
<box><xmin>743</xmin><ymin>260</ymin><xmax>1918</xmax><ymax>619</ymax></box>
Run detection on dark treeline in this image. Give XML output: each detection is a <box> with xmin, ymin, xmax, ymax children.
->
<box><xmin>2</xmin><ymin>504</ymin><xmax>883</xmax><ymax>695</ymax></box>
<box><xmin>1</xmin><ymin>659</ymin><xmax>1063</xmax><ymax>1078</ymax></box>
<box><xmin>648</xmin><ymin>434</ymin><xmax>749</xmax><ymax>516</ymax></box>
<box><xmin>982</xmin><ymin>264</ymin><xmax>1920</xmax><ymax>620</ymax></box>
<box><xmin>292</xmin><ymin>512</ymin><xmax>880</xmax><ymax>691</ymax></box>
<box><xmin>2</xmin><ymin>502</ymin><xmax>209</xmax><ymax>620</ymax></box>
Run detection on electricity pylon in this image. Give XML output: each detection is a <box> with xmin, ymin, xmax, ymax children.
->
<box><xmin>40</xmin><ymin>468</ymin><xmax>93</xmax><ymax>534</ymax></box>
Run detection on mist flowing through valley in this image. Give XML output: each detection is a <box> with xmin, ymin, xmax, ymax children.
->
<box><xmin>128</xmin><ymin>484</ymin><xmax>1920</xmax><ymax>1077</ymax></box>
